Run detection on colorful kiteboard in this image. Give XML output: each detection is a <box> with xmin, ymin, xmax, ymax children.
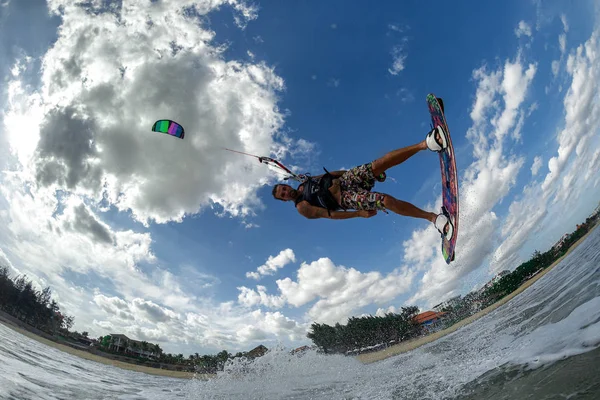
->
<box><xmin>426</xmin><ymin>94</ymin><xmax>459</xmax><ymax>264</ymax></box>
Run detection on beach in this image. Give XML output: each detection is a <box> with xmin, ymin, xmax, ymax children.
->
<box><xmin>357</xmin><ymin>221</ymin><xmax>600</xmax><ymax>364</ymax></box>
<box><xmin>0</xmin><ymin>314</ymin><xmax>213</xmax><ymax>380</ymax></box>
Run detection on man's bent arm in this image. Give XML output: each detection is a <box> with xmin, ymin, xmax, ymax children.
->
<box><xmin>298</xmin><ymin>202</ymin><xmax>361</xmax><ymax>220</ymax></box>
<box><xmin>328</xmin><ymin>210</ymin><xmax>362</xmax><ymax>220</ymax></box>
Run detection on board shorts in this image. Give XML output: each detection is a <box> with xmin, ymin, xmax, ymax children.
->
<box><xmin>338</xmin><ymin>162</ymin><xmax>387</xmax><ymax>211</ymax></box>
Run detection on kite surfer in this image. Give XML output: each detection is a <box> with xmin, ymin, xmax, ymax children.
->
<box><xmin>271</xmin><ymin>128</ymin><xmax>454</xmax><ymax>240</ymax></box>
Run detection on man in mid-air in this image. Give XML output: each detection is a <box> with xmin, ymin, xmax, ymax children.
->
<box><xmin>272</xmin><ymin>127</ymin><xmax>454</xmax><ymax>240</ymax></box>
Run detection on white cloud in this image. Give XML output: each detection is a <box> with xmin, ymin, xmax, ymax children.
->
<box><xmin>531</xmin><ymin>156</ymin><xmax>543</xmax><ymax>176</ymax></box>
<box><xmin>388</xmin><ymin>42</ymin><xmax>408</xmax><ymax>75</ymax></box>
<box><xmin>239</xmin><ymin>256</ymin><xmax>416</xmax><ymax>325</ymax></box>
<box><xmin>485</xmin><ymin>21</ymin><xmax>600</xmax><ymax>275</ymax></box>
<box><xmin>237</xmin><ymin>309</ymin><xmax>306</xmax><ymax>342</ymax></box>
<box><xmin>494</xmin><ymin>58</ymin><xmax>537</xmax><ymax>142</ymax></box>
<box><xmin>551</xmin><ymin>59</ymin><xmax>560</xmax><ymax>77</ymax></box>
<box><xmin>559</xmin><ymin>33</ymin><xmax>567</xmax><ymax>54</ymax></box>
<box><xmin>0</xmin><ymin>0</ymin><xmax>313</xmax><ymax>355</ymax></box>
<box><xmin>489</xmin><ymin>184</ymin><xmax>547</xmax><ymax>273</ymax></box>
<box><xmin>90</xmin><ymin>289</ymin><xmax>307</xmax><ymax>352</ymax></box>
<box><xmin>237</xmin><ymin>285</ymin><xmax>286</xmax><ymax>308</ymax></box>
<box><xmin>2</xmin><ymin>0</ymin><xmax>313</xmax><ymax>228</ymax></box>
<box><xmin>246</xmin><ymin>248</ymin><xmax>296</xmax><ymax>280</ymax></box>
<box><xmin>542</xmin><ymin>30</ymin><xmax>600</xmax><ymax>200</ymax></box>
<box><xmin>396</xmin><ymin>87</ymin><xmax>415</xmax><ymax>103</ymax></box>
<box><xmin>561</xmin><ymin>14</ymin><xmax>569</xmax><ymax>33</ymax></box>
<box><xmin>0</xmin><ymin>247</ymin><xmax>12</xmax><ymax>268</ymax></box>
<box><xmin>387</xmin><ymin>25</ymin><xmax>409</xmax><ymax>75</ymax></box>
<box><xmin>515</xmin><ymin>20</ymin><xmax>532</xmax><ymax>38</ymax></box>
<box><xmin>375</xmin><ymin>305</ymin><xmax>398</xmax><ymax>317</ymax></box>
<box><xmin>388</xmin><ymin>23</ymin><xmax>409</xmax><ymax>34</ymax></box>
<box><xmin>328</xmin><ymin>78</ymin><xmax>340</xmax><ymax>87</ymax></box>
<box><xmin>276</xmin><ymin>258</ymin><xmax>415</xmax><ymax>325</ymax></box>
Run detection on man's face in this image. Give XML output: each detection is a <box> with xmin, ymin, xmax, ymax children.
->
<box><xmin>275</xmin><ymin>184</ymin><xmax>297</xmax><ymax>201</ymax></box>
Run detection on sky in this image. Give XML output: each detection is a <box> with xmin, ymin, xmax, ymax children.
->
<box><xmin>0</xmin><ymin>0</ymin><xmax>599</xmax><ymax>356</ymax></box>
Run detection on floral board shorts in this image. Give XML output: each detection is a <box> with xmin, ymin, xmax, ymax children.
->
<box><xmin>338</xmin><ymin>162</ymin><xmax>387</xmax><ymax>211</ymax></box>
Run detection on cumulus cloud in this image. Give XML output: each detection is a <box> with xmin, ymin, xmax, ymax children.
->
<box><xmin>237</xmin><ymin>285</ymin><xmax>286</xmax><ymax>308</ymax></box>
<box><xmin>237</xmin><ymin>309</ymin><xmax>306</xmax><ymax>342</ymax></box>
<box><xmin>240</xmin><ymin>257</ymin><xmax>417</xmax><ymax>325</ymax></box>
<box><xmin>476</xmin><ymin>20</ymin><xmax>600</xmax><ymax>277</ymax></box>
<box><xmin>3</xmin><ymin>0</ymin><xmax>312</xmax><ymax>228</ymax></box>
<box><xmin>515</xmin><ymin>21</ymin><xmax>532</xmax><ymax>38</ymax></box>
<box><xmin>559</xmin><ymin>33</ymin><xmax>567</xmax><ymax>54</ymax></box>
<box><xmin>561</xmin><ymin>14</ymin><xmax>569</xmax><ymax>33</ymax></box>
<box><xmin>388</xmin><ymin>40</ymin><xmax>408</xmax><ymax>75</ymax></box>
<box><xmin>542</xmin><ymin>30</ymin><xmax>600</xmax><ymax>200</ymax></box>
<box><xmin>550</xmin><ymin>14</ymin><xmax>570</xmax><ymax>79</ymax></box>
<box><xmin>241</xmin><ymin>257</ymin><xmax>416</xmax><ymax>325</ymax></box>
<box><xmin>489</xmin><ymin>184</ymin><xmax>547</xmax><ymax>273</ymax></box>
<box><xmin>387</xmin><ymin>24</ymin><xmax>409</xmax><ymax>76</ymax></box>
<box><xmin>246</xmin><ymin>248</ymin><xmax>296</xmax><ymax>280</ymax></box>
<box><xmin>0</xmin><ymin>0</ymin><xmax>312</xmax><ymax>354</ymax></box>
<box><xmin>90</xmin><ymin>291</ymin><xmax>307</xmax><ymax>353</ymax></box>
<box><xmin>552</xmin><ymin>60</ymin><xmax>560</xmax><ymax>77</ymax></box>
<box><xmin>531</xmin><ymin>156</ymin><xmax>543</xmax><ymax>176</ymax></box>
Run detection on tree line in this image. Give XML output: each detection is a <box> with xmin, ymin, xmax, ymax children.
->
<box><xmin>306</xmin><ymin>210</ymin><xmax>599</xmax><ymax>355</ymax></box>
<box><xmin>483</xmin><ymin>216</ymin><xmax>598</xmax><ymax>303</ymax></box>
<box><xmin>0</xmin><ymin>266</ymin><xmax>74</xmax><ymax>335</ymax></box>
<box><xmin>0</xmin><ymin>265</ymin><xmax>266</xmax><ymax>373</ymax></box>
<box><xmin>307</xmin><ymin>306</ymin><xmax>422</xmax><ymax>354</ymax></box>
<box><xmin>95</xmin><ymin>334</ymin><xmax>239</xmax><ymax>373</ymax></box>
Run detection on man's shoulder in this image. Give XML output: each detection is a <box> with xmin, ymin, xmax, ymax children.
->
<box><xmin>296</xmin><ymin>200</ymin><xmax>316</xmax><ymax>216</ymax></box>
<box><xmin>295</xmin><ymin>199</ymin><xmax>309</xmax><ymax>210</ymax></box>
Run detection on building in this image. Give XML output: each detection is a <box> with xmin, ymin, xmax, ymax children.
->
<box><xmin>247</xmin><ymin>344</ymin><xmax>268</xmax><ymax>358</ymax></box>
<box><xmin>290</xmin><ymin>345</ymin><xmax>311</xmax><ymax>356</ymax></box>
<box><xmin>552</xmin><ymin>233</ymin><xmax>571</xmax><ymax>251</ymax></box>
<box><xmin>108</xmin><ymin>333</ymin><xmax>158</xmax><ymax>358</ymax></box>
<box><xmin>413</xmin><ymin>311</ymin><xmax>447</xmax><ymax>333</ymax></box>
<box><xmin>433</xmin><ymin>295</ymin><xmax>462</xmax><ymax>312</ymax></box>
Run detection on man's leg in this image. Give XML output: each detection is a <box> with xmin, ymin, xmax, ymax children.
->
<box><xmin>371</xmin><ymin>128</ymin><xmax>447</xmax><ymax>177</ymax></box>
<box><xmin>382</xmin><ymin>194</ymin><xmax>437</xmax><ymax>223</ymax></box>
<box><xmin>371</xmin><ymin>141</ymin><xmax>427</xmax><ymax>177</ymax></box>
<box><xmin>340</xmin><ymin>189</ymin><xmax>436</xmax><ymax>223</ymax></box>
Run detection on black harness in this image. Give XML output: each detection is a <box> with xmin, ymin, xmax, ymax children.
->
<box><xmin>294</xmin><ymin>168</ymin><xmax>343</xmax><ymax>215</ymax></box>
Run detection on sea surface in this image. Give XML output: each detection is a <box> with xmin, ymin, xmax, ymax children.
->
<box><xmin>1</xmin><ymin>228</ymin><xmax>599</xmax><ymax>400</ymax></box>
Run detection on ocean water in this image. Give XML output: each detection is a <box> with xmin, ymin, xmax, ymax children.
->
<box><xmin>1</xmin><ymin>228</ymin><xmax>599</xmax><ymax>400</ymax></box>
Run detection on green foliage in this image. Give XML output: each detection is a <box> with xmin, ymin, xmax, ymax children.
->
<box><xmin>307</xmin><ymin>306</ymin><xmax>421</xmax><ymax>354</ymax></box>
<box><xmin>0</xmin><ymin>267</ymin><xmax>74</xmax><ymax>335</ymax></box>
<box><xmin>483</xmin><ymin>220</ymin><xmax>596</xmax><ymax>304</ymax></box>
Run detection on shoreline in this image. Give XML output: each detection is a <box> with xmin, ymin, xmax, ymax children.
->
<box><xmin>357</xmin><ymin>221</ymin><xmax>599</xmax><ymax>364</ymax></box>
<box><xmin>0</xmin><ymin>316</ymin><xmax>214</xmax><ymax>380</ymax></box>
<box><xmin>1</xmin><ymin>222</ymin><xmax>597</xmax><ymax>376</ymax></box>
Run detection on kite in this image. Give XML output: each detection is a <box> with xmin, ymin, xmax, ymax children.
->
<box><xmin>152</xmin><ymin>119</ymin><xmax>185</xmax><ymax>139</ymax></box>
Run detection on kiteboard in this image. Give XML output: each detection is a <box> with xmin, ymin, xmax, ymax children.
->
<box><xmin>426</xmin><ymin>94</ymin><xmax>459</xmax><ymax>264</ymax></box>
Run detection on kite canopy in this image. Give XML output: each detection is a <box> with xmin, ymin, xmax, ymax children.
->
<box><xmin>152</xmin><ymin>119</ymin><xmax>185</xmax><ymax>139</ymax></box>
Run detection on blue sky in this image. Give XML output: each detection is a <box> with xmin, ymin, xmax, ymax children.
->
<box><xmin>1</xmin><ymin>0</ymin><xmax>599</xmax><ymax>355</ymax></box>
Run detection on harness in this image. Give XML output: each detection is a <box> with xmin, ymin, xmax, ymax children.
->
<box><xmin>294</xmin><ymin>168</ymin><xmax>344</xmax><ymax>215</ymax></box>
